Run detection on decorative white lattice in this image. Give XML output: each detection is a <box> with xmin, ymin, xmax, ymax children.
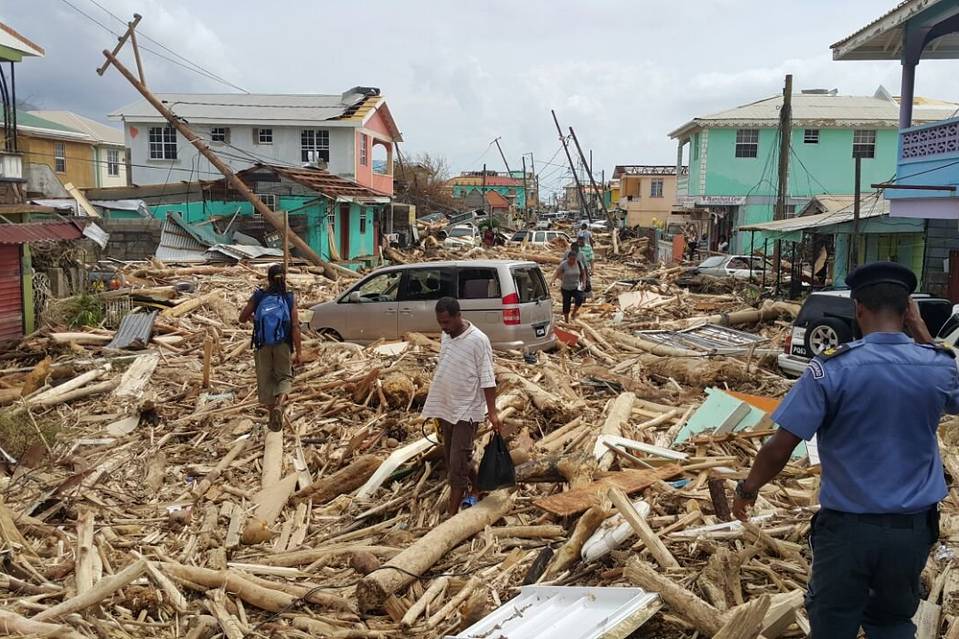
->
<box><xmin>901</xmin><ymin>121</ymin><xmax>959</xmax><ymax>159</ymax></box>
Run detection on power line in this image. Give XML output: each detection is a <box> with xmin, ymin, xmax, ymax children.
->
<box><xmin>84</xmin><ymin>0</ymin><xmax>248</xmax><ymax>93</ymax></box>
<box><xmin>57</xmin><ymin>0</ymin><xmax>249</xmax><ymax>93</ymax></box>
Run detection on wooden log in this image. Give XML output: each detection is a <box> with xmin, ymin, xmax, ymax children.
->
<box><xmin>161</xmin><ymin>562</ymin><xmax>294</xmax><ymax>612</ymax></box>
<box><xmin>758</xmin><ymin>589</ymin><xmax>803</xmax><ymax>639</ymax></box>
<box><xmin>161</xmin><ymin>291</ymin><xmax>221</xmax><ymax>318</ymax></box>
<box><xmin>74</xmin><ymin>509</ymin><xmax>95</xmax><ymax>595</ymax></box>
<box><xmin>191</xmin><ymin>436</ymin><xmax>249</xmax><ymax>499</ymax></box>
<box><xmin>25</xmin><ymin>366</ymin><xmax>108</xmax><ymax>405</ymax></box>
<box><xmin>515</xmin><ymin>453</ymin><xmax>591</xmax><ymax>484</ymax></box>
<box><xmin>292</xmin><ymin>454</ymin><xmax>381</xmax><ymax>503</ymax></box>
<box><xmin>201</xmin><ymin>332</ymin><xmax>214</xmax><ymax>388</ymax></box>
<box><xmin>242</xmin><ymin>474</ymin><xmax>298</xmax><ymax>544</ymax></box>
<box><xmin>184</xmin><ymin>615</ymin><xmax>218</xmax><ymax>639</ymax></box>
<box><xmin>534</xmin><ymin>464</ymin><xmax>683</xmax><ymax>517</ymax></box>
<box><xmin>714</xmin><ymin>594</ymin><xmax>770</xmax><ymax>639</ymax></box>
<box><xmin>33</xmin><ymin>559</ymin><xmax>147</xmax><ymax>621</ymax></box>
<box><xmin>261</xmin><ymin>430</ymin><xmax>283</xmax><ymax>488</ymax></box>
<box><xmin>597</xmin><ymin>393</ymin><xmax>636</xmax><ymax>471</ymax></box>
<box><xmin>112</xmin><ymin>353</ymin><xmax>159</xmax><ymax>402</ymax></box>
<box><xmin>28</xmin><ymin>379</ymin><xmax>115</xmax><ymax>408</ymax></box>
<box><xmin>607</xmin><ymin>487</ymin><xmax>678</xmax><ymax>569</ymax></box>
<box><xmin>543</xmin><ymin>505</ymin><xmax>607</xmax><ymax>580</ymax></box>
<box><xmin>708</xmin><ymin>478</ymin><xmax>732</xmax><ymax>522</ymax></box>
<box><xmin>426</xmin><ymin>576</ymin><xmax>481</xmax><ymax>629</ymax></box>
<box><xmin>0</xmin><ymin>609</ymin><xmax>85</xmax><ymax>639</ymax></box>
<box><xmin>490</xmin><ymin>525</ymin><xmax>565</xmax><ymax>539</ymax></box>
<box><xmin>624</xmin><ymin>557</ymin><xmax>723</xmax><ymax>636</ymax></box>
<box><xmin>400</xmin><ymin>576</ymin><xmax>448</xmax><ymax>629</ymax></box>
<box><xmin>49</xmin><ymin>332</ymin><xmax>112</xmax><ymax>345</ymax></box>
<box><xmin>356</xmin><ymin>490</ymin><xmax>513</xmax><ymax>612</ymax></box>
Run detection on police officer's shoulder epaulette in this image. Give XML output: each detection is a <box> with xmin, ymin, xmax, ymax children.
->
<box><xmin>918</xmin><ymin>341</ymin><xmax>956</xmax><ymax>358</ymax></box>
<box><xmin>819</xmin><ymin>342</ymin><xmax>860</xmax><ymax>359</ymax></box>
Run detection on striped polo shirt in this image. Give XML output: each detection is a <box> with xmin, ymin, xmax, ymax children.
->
<box><xmin>421</xmin><ymin>323</ymin><xmax>496</xmax><ymax>424</ymax></box>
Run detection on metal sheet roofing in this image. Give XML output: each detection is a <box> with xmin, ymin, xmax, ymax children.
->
<box><xmin>613</xmin><ymin>165</ymin><xmax>688</xmax><ymax>178</ymax></box>
<box><xmin>738</xmin><ymin>205</ymin><xmax>888</xmax><ymax>233</ymax></box>
<box><xmin>109</xmin><ymin>90</ymin><xmax>381</xmax><ymax>124</ymax></box>
<box><xmin>447</xmin><ymin>586</ymin><xmax>660</xmax><ymax>639</ymax></box>
<box><xmin>669</xmin><ymin>90</ymin><xmax>959</xmax><ymax>138</ymax></box>
<box><xmin>105</xmin><ymin>311</ymin><xmax>157</xmax><ymax>350</ymax></box>
<box><xmin>0</xmin><ymin>221</ymin><xmax>84</xmax><ymax>245</ymax></box>
<box><xmin>235</xmin><ymin>164</ymin><xmax>390</xmax><ymax>202</ymax></box>
<box><xmin>29</xmin><ymin>111</ymin><xmax>124</xmax><ymax>146</ymax></box>
<box><xmin>831</xmin><ymin>0</ymin><xmax>959</xmax><ymax>61</ymax></box>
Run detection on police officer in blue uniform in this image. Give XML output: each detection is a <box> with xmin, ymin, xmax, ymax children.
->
<box><xmin>732</xmin><ymin>262</ymin><xmax>959</xmax><ymax>638</ymax></box>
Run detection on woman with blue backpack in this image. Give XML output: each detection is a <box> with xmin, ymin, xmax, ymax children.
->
<box><xmin>239</xmin><ymin>264</ymin><xmax>302</xmax><ymax>431</ymax></box>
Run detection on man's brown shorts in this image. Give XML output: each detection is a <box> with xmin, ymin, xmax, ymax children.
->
<box><xmin>439</xmin><ymin>419</ymin><xmax>477</xmax><ymax>489</ymax></box>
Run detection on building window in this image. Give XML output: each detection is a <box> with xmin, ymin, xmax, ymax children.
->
<box><xmin>149</xmin><ymin>126</ymin><xmax>177</xmax><ymax>160</ymax></box>
<box><xmin>301</xmin><ymin>129</ymin><xmax>330</xmax><ymax>163</ymax></box>
<box><xmin>735</xmin><ymin>129</ymin><xmax>759</xmax><ymax>158</ymax></box>
<box><xmin>692</xmin><ymin>134</ymin><xmax>700</xmax><ymax>161</ymax></box>
<box><xmin>107</xmin><ymin>148</ymin><xmax>120</xmax><ymax>176</ymax></box>
<box><xmin>54</xmin><ymin>142</ymin><xmax>65</xmax><ymax>172</ymax></box>
<box><xmin>211</xmin><ymin>127</ymin><xmax>230</xmax><ymax>143</ymax></box>
<box><xmin>359</xmin><ymin>134</ymin><xmax>368</xmax><ymax>166</ymax></box>
<box><xmin>650</xmin><ymin>178</ymin><xmax>664</xmax><ymax>198</ymax></box>
<box><xmin>254</xmin><ymin>128</ymin><xmax>273</xmax><ymax>145</ymax></box>
<box><xmin>359</xmin><ymin>213</ymin><xmax>367</xmax><ymax>234</ymax></box>
<box><xmin>804</xmin><ymin>129</ymin><xmax>820</xmax><ymax>144</ymax></box>
<box><xmin>853</xmin><ymin>129</ymin><xmax>876</xmax><ymax>158</ymax></box>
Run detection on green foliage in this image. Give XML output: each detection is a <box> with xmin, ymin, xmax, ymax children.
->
<box><xmin>63</xmin><ymin>293</ymin><xmax>105</xmax><ymax>328</ymax></box>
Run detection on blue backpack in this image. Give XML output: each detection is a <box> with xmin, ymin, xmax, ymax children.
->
<box><xmin>253</xmin><ymin>291</ymin><xmax>292</xmax><ymax>348</ymax></box>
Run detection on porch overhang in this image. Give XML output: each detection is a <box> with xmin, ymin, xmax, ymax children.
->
<box><xmin>831</xmin><ymin>0</ymin><xmax>959</xmax><ymax>61</ymax></box>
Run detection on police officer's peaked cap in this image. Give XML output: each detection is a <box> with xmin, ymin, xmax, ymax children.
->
<box><xmin>846</xmin><ymin>261</ymin><xmax>917</xmax><ymax>295</ymax></box>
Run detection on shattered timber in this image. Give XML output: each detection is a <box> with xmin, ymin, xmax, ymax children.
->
<box><xmin>0</xmin><ymin>234</ymin><xmax>956</xmax><ymax>639</ymax></box>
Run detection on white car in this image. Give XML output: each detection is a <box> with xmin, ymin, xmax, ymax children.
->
<box><xmin>694</xmin><ymin>255</ymin><xmax>770</xmax><ymax>279</ymax></box>
<box><xmin>509</xmin><ymin>229</ymin><xmax>572</xmax><ymax>247</ymax></box>
<box><xmin>442</xmin><ymin>223</ymin><xmax>480</xmax><ymax>249</ymax></box>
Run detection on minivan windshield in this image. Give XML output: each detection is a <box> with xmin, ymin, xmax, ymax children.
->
<box><xmin>511</xmin><ymin>265</ymin><xmax>548</xmax><ymax>302</ymax></box>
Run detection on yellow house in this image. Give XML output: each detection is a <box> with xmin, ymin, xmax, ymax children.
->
<box><xmin>612</xmin><ymin>165</ymin><xmax>687</xmax><ymax>227</ymax></box>
<box><xmin>13</xmin><ymin>111</ymin><xmax>97</xmax><ymax>190</ymax></box>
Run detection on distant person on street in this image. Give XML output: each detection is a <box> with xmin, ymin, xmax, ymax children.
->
<box><xmin>421</xmin><ymin>297</ymin><xmax>501</xmax><ymax>516</ymax></box>
<box><xmin>577</xmin><ymin>222</ymin><xmax>593</xmax><ymax>246</ymax></box>
<box><xmin>733</xmin><ymin>262</ymin><xmax>959</xmax><ymax>638</ymax></box>
<box><xmin>482</xmin><ymin>227</ymin><xmax>495</xmax><ymax>248</ymax></box>
<box><xmin>685</xmin><ymin>224</ymin><xmax>699</xmax><ymax>261</ymax></box>
<box><xmin>718</xmin><ymin>235</ymin><xmax>729</xmax><ymax>253</ymax></box>
<box><xmin>239</xmin><ymin>264</ymin><xmax>302</xmax><ymax>431</ymax></box>
<box><xmin>576</xmin><ymin>235</ymin><xmax>594</xmax><ymax>273</ymax></box>
<box><xmin>553</xmin><ymin>251</ymin><xmax>586</xmax><ymax>322</ymax></box>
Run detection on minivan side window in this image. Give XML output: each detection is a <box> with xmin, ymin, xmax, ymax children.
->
<box><xmin>458</xmin><ymin>268</ymin><xmax>501</xmax><ymax>299</ymax></box>
<box><xmin>534</xmin><ymin>231</ymin><xmax>546</xmax><ymax>243</ymax></box>
<box><xmin>348</xmin><ymin>271</ymin><xmax>402</xmax><ymax>303</ymax></box>
<box><xmin>511</xmin><ymin>266</ymin><xmax>548</xmax><ymax>303</ymax></box>
<box><xmin>398</xmin><ymin>268</ymin><xmax>456</xmax><ymax>301</ymax></box>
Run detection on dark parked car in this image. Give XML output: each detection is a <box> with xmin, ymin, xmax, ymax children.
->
<box><xmin>778</xmin><ymin>290</ymin><xmax>955</xmax><ymax>376</ymax></box>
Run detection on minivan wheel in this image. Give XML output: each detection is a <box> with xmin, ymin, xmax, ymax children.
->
<box><xmin>318</xmin><ymin>328</ymin><xmax>343</xmax><ymax>342</ymax></box>
<box><xmin>803</xmin><ymin>318</ymin><xmax>852</xmax><ymax>357</ymax></box>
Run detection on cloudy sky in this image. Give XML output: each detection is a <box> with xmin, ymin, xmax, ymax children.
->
<box><xmin>6</xmin><ymin>0</ymin><xmax>959</xmax><ymax>195</ymax></box>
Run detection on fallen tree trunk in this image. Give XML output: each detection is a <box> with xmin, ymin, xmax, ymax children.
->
<box><xmin>33</xmin><ymin>559</ymin><xmax>147</xmax><ymax>622</ymax></box>
<box><xmin>597</xmin><ymin>393</ymin><xmax>636</xmax><ymax>471</ymax></box>
<box><xmin>542</xmin><ymin>505</ymin><xmax>607</xmax><ymax>580</ymax></box>
<box><xmin>0</xmin><ymin>609</ymin><xmax>85</xmax><ymax>639</ymax></box>
<box><xmin>356</xmin><ymin>490</ymin><xmax>513</xmax><ymax>612</ymax></box>
<box><xmin>292</xmin><ymin>454</ymin><xmax>381</xmax><ymax>504</ymax></box>
<box><xmin>624</xmin><ymin>557</ymin><xmax>723</xmax><ymax>636</ymax></box>
<box><xmin>639</xmin><ymin>354</ymin><xmax>752</xmax><ymax>386</ymax></box>
<box><xmin>515</xmin><ymin>453</ymin><xmax>592</xmax><ymax>484</ymax></box>
<box><xmin>160</xmin><ymin>562</ymin><xmax>295</xmax><ymax>612</ymax></box>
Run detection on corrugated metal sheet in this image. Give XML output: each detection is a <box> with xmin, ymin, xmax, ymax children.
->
<box><xmin>234</xmin><ymin>164</ymin><xmax>391</xmax><ymax>202</ymax></box>
<box><xmin>0</xmin><ymin>221</ymin><xmax>84</xmax><ymax>245</ymax></box>
<box><xmin>105</xmin><ymin>311</ymin><xmax>157</xmax><ymax>350</ymax></box>
<box><xmin>447</xmin><ymin>586</ymin><xmax>660</xmax><ymax>639</ymax></box>
<box><xmin>0</xmin><ymin>245</ymin><xmax>23</xmax><ymax>342</ymax></box>
<box><xmin>637</xmin><ymin>324</ymin><xmax>767</xmax><ymax>355</ymax></box>
<box><xmin>155</xmin><ymin>217</ymin><xmax>209</xmax><ymax>262</ymax></box>
<box><xmin>109</xmin><ymin>92</ymin><xmax>373</xmax><ymax>123</ymax></box>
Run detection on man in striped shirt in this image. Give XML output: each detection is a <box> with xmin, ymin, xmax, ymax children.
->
<box><xmin>422</xmin><ymin>297</ymin><xmax>502</xmax><ymax>515</ymax></box>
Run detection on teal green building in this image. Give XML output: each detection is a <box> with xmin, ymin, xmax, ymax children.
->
<box><xmin>669</xmin><ymin>88</ymin><xmax>959</xmax><ymax>284</ymax></box>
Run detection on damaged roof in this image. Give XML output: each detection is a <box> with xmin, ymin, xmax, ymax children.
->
<box><xmin>232</xmin><ymin>164</ymin><xmax>391</xmax><ymax>203</ymax></box>
<box><xmin>0</xmin><ymin>220</ymin><xmax>85</xmax><ymax>244</ymax></box>
<box><xmin>831</xmin><ymin>0</ymin><xmax>959</xmax><ymax>61</ymax></box>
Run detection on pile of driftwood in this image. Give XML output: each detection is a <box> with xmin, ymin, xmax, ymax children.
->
<box><xmin>1</xmin><ymin>254</ymin><xmax>957</xmax><ymax>639</ymax></box>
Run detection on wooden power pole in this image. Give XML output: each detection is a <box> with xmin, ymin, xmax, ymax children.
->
<box><xmin>551</xmin><ymin>109</ymin><xmax>591</xmax><ymax>220</ymax></box>
<box><xmin>98</xmin><ymin>17</ymin><xmax>349</xmax><ymax>280</ymax></box>
<box><xmin>774</xmin><ymin>74</ymin><xmax>793</xmax><ymax>293</ymax></box>
<box><xmin>851</xmin><ymin>155</ymin><xmax>862</xmax><ymax>269</ymax></box>
<box><xmin>521</xmin><ymin>155</ymin><xmax>529</xmax><ymax>224</ymax></box>
<box><xmin>493</xmin><ymin>137</ymin><xmax>512</xmax><ymax>175</ymax></box>
<box><xmin>569</xmin><ymin>126</ymin><xmax>613</xmax><ymax>227</ymax></box>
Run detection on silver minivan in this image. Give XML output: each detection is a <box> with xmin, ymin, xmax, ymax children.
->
<box><xmin>308</xmin><ymin>260</ymin><xmax>555</xmax><ymax>351</ymax></box>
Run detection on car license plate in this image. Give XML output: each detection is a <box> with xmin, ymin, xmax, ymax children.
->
<box><xmin>534</xmin><ymin>324</ymin><xmax>547</xmax><ymax>338</ymax></box>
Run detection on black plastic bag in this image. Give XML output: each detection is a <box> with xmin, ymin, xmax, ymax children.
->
<box><xmin>477</xmin><ymin>433</ymin><xmax>515</xmax><ymax>492</ymax></box>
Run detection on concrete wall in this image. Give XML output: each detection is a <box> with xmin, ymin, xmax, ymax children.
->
<box><xmin>98</xmin><ymin>217</ymin><xmax>163</xmax><ymax>260</ymax></box>
<box><xmin>124</xmin><ymin>122</ymin><xmax>357</xmax><ymax>185</ymax></box>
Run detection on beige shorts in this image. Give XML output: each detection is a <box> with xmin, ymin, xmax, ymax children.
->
<box><xmin>254</xmin><ymin>343</ymin><xmax>292</xmax><ymax>405</ymax></box>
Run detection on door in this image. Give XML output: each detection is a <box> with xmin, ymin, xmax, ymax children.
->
<box><xmin>339</xmin><ymin>203</ymin><xmax>351</xmax><ymax>260</ymax></box>
<box><xmin>0</xmin><ymin>245</ymin><xmax>22</xmax><ymax>343</ymax></box>
<box><xmin>396</xmin><ymin>266</ymin><xmax>456</xmax><ymax>336</ymax></box>
<box><xmin>509</xmin><ymin>263</ymin><xmax>552</xmax><ymax>341</ymax></box>
<box><xmin>457</xmin><ymin>266</ymin><xmax>503</xmax><ymax>338</ymax></box>
<box><xmin>338</xmin><ymin>270</ymin><xmax>401</xmax><ymax>342</ymax></box>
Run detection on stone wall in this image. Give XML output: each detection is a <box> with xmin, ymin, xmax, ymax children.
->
<box><xmin>99</xmin><ymin>218</ymin><xmax>162</xmax><ymax>261</ymax></box>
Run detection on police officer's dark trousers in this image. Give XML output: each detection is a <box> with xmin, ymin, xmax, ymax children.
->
<box><xmin>808</xmin><ymin>508</ymin><xmax>939</xmax><ymax>638</ymax></box>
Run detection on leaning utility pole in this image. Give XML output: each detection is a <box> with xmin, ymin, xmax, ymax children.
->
<box><xmin>98</xmin><ymin>16</ymin><xmax>350</xmax><ymax>280</ymax></box>
<box><xmin>493</xmin><ymin>137</ymin><xmax>512</xmax><ymax>175</ymax></box>
<box><xmin>774</xmin><ymin>74</ymin><xmax>793</xmax><ymax>293</ymax></box>
<box><xmin>521</xmin><ymin>155</ymin><xmax>529</xmax><ymax>224</ymax></box>
<box><xmin>551</xmin><ymin>109</ymin><xmax>591</xmax><ymax>220</ymax></box>
<box><xmin>569</xmin><ymin>126</ymin><xmax>612</xmax><ymax>226</ymax></box>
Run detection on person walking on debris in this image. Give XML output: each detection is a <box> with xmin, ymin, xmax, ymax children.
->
<box><xmin>553</xmin><ymin>251</ymin><xmax>586</xmax><ymax>322</ymax></box>
<box><xmin>239</xmin><ymin>264</ymin><xmax>302</xmax><ymax>431</ymax></box>
<box><xmin>733</xmin><ymin>262</ymin><xmax>959</xmax><ymax>639</ymax></box>
<box><xmin>577</xmin><ymin>222</ymin><xmax>593</xmax><ymax>246</ymax></box>
<box><xmin>421</xmin><ymin>297</ymin><xmax>502</xmax><ymax>516</ymax></box>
